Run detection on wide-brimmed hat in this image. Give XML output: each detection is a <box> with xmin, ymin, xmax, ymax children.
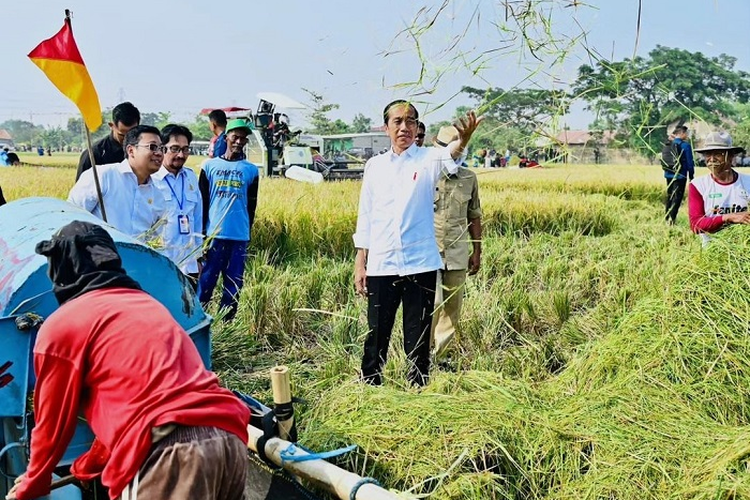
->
<box><xmin>694</xmin><ymin>131</ymin><xmax>745</xmax><ymax>154</ymax></box>
<box><xmin>225</xmin><ymin>118</ymin><xmax>253</xmax><ymax>134</ymax></box>
<box><xmin>434</xmin><ymin>125</ymin><xmax>459</xmax><ymax>147</ymax></box>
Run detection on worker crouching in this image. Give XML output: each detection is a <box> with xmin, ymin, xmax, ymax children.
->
<box><xmin>7</xmin><ymin>221</ymin><xmax>250</xmax><ymax>500</ymax></box>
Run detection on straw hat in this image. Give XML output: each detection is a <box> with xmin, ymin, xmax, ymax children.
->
<box><xmin>694</xmin><ymin>131</ymin><xmax>745</xmax><ymax>154</ymax></box>
<box><xmin>434</xmin><ymin>125</ymin><xmax>459</xmax><ymax>148</ymax></box>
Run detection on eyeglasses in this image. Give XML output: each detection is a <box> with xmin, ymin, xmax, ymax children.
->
<box><xmin>167</xmin><ymin>145</ymin><xmax>191</xmax><ymax>154</ymax></box>
<box><xmin>135</xmin><ymin>144</ymin><xmax>167</xmax><ymax>154</ymax></box>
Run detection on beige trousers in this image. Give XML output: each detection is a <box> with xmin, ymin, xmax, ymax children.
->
<box><xmin>431</xmin><ymin>269</ymin><xmax>467</xmax><ymax>358</ymax></box>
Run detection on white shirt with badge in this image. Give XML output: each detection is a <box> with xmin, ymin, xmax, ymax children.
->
<box><xmin>68</xmin><ymin>160</ymin><xmax>166</xmax><ymax>244</ymax></box>
<box><xmin>353</xmin><ymin>142</ymin><xmax>462</xmax><ymax>277</ymax></box>
<box><xmin>152</xmin><ymin>166</ymin><xmax>204</xmax><ymax>274</ymax></box>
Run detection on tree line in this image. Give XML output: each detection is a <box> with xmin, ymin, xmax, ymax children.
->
<box><xmin>4</xmin><ymin>46</ymin><xmax>748</xmax><ymax>157</ymax></box>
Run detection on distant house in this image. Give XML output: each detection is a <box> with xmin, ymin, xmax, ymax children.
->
<box><xmin>0</xmin><ymin>129</ymin><xmax>14</xmax><ymax>150</ymax></box>
<box><xmin>553</xmin><ymin>130</ymin><xmax>616</xmax><ymax>164</ymax></box>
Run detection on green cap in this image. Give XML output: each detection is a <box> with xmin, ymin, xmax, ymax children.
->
<box><xmin>226</xmin><ymin>118</ymin><xmax>253</xmax><ymax>134</ymax></box>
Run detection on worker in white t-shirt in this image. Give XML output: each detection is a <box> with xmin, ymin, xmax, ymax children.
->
<box><xmin>688</xmin><ymin>131</ymin><xmax>749</xmax><ymax>245</ymax></box>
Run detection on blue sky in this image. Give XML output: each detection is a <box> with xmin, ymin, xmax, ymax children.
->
<box><xmin>1</xmin><ymin>0</ymin><xmax>748</xmax><ymax>130</ymax></box>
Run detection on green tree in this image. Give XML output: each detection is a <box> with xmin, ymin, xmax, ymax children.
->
<box><xmin>462</xmin><ymin>86</ymin><xmax>570</xmax><ymax>133</ymax></box>
<box><xmin>0</xmin><ymin>119</ymin><xmax>45</xmax><ymax>145</ymax></box>
<box><xmin>350</xmin><ymin>113</ymin><xmax>373</xmax><ymax>133</ymax></box>
<box><xmin>140</xmin><ymin>112</ymin><xmax>159</xmax><ymax>126</ymax></box>
<box><xmin>66</xmin><ymin>117</ymin><xmax>85</xmax><ymax>148</ymax></box>
<box><xmin>331</xmin><ymin>119</ymin><xmax>351</xmax><ymax>135</ymax></box>
<box><xmin>572</xmin><ymin>46</ymin><xmax>750</xmax><ymax>156</ymax></box>
<box><xmin>154</xmin><ymin>111</ymin><xmax>173</xmax><ymax>130</ymax></box>
<box><xmin>185</xmin><ymin>114</ymin><xmax>212</xmax><ymax>141</ymax></box>
<box><xmin>302</xmin><ymin>88</ymin><xmax>348</xmax><ymax>135</ymax></box>
<box><xmin>38</xmin><ymin>127</ymin><xmax>66</xmax><ymax>150</ymax></box>
<box><xmin>66</xmin><ymin>117</ymin><xmax>83</xmax><ymax>137</ymax></box>
<box><xmin>730</xmin><ymin>102</ymin><xmax>750</xmax><ymax>151</ymax></box>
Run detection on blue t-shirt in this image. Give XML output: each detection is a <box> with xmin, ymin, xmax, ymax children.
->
<box><xmin>212</xmin><ymin>132</ymin><xmax>228</xmax><ymax>158</ymax></box>
<box><xmin>202</xmin><ymin>157</ymin><xmax>259</xmax><ymax>241</ymax></box>
<box><xmin>0</xmin><ymin>151</ymin><xmax>9</xmax><ymax>167</ymax></box>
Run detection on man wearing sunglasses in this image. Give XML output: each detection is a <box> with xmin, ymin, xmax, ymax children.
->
<box><xmin>415</xmin><ymin>121</ymin><xmax>426</xmax><ymax>147</ymax></box>
<box><xmin>68</xmin><ymin>125</ymin><xmax>167</xmax><ymax>244</ymax></box>
<box><xmin>198</xmin><ymin>119</ymin><xmax>260</xmax><ymax>320</ymax></box>
<box><xmin>153</xmin><ymin>124</ymin><xmax>204</xmax><ymax>286</ymax></box>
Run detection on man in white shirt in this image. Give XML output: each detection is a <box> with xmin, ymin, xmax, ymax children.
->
<box><xmin>353</xmin><ymin>100</ymin><xmax>482</xmax><ymax>386</ymax></box>
<box><xmin>68</xmin><ymin>125</ymin><xmax>166</xmax><ymax>246</ymax></box>
<box><xmin>153</xmin><ymin>124</ymin><xmax>204</xmax><ymax>287</ymax></box>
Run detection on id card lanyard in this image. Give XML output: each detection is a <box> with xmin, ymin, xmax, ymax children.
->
<box><xmin>165</xmin><ymin>173</ymin><xmax>190</xmax><ymax>234</ymax></box>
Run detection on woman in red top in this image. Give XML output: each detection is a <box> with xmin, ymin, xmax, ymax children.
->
<box><xmin>8</xmin><ymin>221</ymin><xmax>250</xmax><ymax>500</ymax></box>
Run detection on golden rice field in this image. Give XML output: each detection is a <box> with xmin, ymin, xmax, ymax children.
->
<box><xmin>7</xmin><ymin>159</ymin><xmax>749</xmax><ymax>500</ymax></box>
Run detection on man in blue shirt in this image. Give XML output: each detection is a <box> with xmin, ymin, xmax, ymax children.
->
<box><xmin>198</xmin><ymin>119</ymin><xmax>259</xmax><ymax>320</ymax></box>
<box><xmin>665</xmin><ymin>125</ymin><xmax>695</xmax><ymax>224</ymax></box>
<box><xmin>208</xmin><ymin>109</ymin><xmax>228</xmax><ymax>158</ymax></box>
<box><xmin>0</xmin><ymin>147</ymin><xmax>10</xmax><ymax>166</ymax></box>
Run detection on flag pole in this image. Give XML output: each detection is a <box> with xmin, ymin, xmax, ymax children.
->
<box><xmin>84</xmin><ymin>125</ymin><xmax>107</xmax><ymax>222</ymax></box>
<box><xmin>65</xmin><ymin>9</ymin><xmax>107</xmax><ymax>223</ymax></box>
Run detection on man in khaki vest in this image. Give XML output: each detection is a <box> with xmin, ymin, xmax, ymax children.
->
<box><xmin>431</xmin><ymin>125</ymin><xmax>483</xmax><ymax>359</ymax></box>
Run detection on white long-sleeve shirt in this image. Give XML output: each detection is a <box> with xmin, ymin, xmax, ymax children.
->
<box><xmin>353</xmin><ymin>143</ymin><xmax>461</xmax><ymax>276</ymax></box>
<box><xmin>68</xmin><ymin>160</ymin><xmax>166</xmax><ymax>242</ymax></box>
<box><xmin>152</xmin><ymin>166</ymin><xmax>204</xmax><ymax>274</ymax></box>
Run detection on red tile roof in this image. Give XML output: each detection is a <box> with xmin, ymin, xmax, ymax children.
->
<box><xmin>555</xmin><ymin>130</ymin><xmax>615</xmax><ymax>145</ymax></box>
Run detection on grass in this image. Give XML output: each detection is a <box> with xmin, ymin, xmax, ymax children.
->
<box><xmin>5</xmin><ymin>162</ymin><xmax>741</xmax><ymax>499</ymax></box>
<box><xmin>13</xmin><ymin>151</ymin><xmax>207</xmax><ymax>170</ymax></box>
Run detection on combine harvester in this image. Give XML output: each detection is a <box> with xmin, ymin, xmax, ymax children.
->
<box><xmin>0</xmin><ymin>198</ymin><xmax>397</xmax><ymax>500</ymax></box>
<box><xmin>202</xmin><ymin>93</ymin><xmax>373</xmax><ymax>181</ymax></box>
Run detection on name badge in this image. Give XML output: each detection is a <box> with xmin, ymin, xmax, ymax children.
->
<box><xmin>178</xmin><ymin>214</ymin><xmax>190</xmax><ymax>235</ymax></box>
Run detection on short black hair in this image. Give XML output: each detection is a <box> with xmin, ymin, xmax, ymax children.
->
<box><xmin>417</xmin><ymin>121</ymin><xmax>426</xmax><ymax>132</ymax></box>
<box><xmin>382</xmin><ymin>100</ymin><xmax>419</xmax><ymax>124</ymax></box>
<box><xmin>160</xmin><ymin>124</ymin><xmax>193</xmax><ymax>145</ymax></box>
<box><xmin>124</xmin><ymin>125</ymin><xmax>162</xmax><ymax>148</ymax></box>
<box><xmin>112</xmin><ymin>102</ymin><xmax>140</xmax><ymax>127</ymax></box>
<box><xmin>208</xmin><ymin>109</ymin><xmax>228</xmax><ymax>127</ymax></box>
<box><xmin>672</xmin><ymin>125</ymin><xmax>688</xmax><ymax>135</ymax></box>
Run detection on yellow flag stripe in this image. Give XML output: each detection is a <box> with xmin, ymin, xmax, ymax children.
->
<box><xmin>30</xmin><ymin>58</ymin><xmax>102</xmax><ymax>131</ymax></box>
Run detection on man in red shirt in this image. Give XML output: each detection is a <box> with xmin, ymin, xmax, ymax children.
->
<box><xmin>7</xmin><ymin>221</ymin><xmax>250</xmax><ymax>500</ymax></box>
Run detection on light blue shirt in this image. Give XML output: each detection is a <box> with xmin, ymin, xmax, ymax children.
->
<box><xmin>68</xmin><ymin>160</ymin><xmax>167</xmax><ymax>244</ymax></box>
<box><xmin>202</xmin><ymin>158</ymin><xmax>259</xmax><ymax>241</ymax></box>
<box><xmin>353</xmin><ymin>143</ymin><xmax>462</xmax><ymax>276</ymax></box>
<box><xmin>0</xmin><ymin>151</ymin><xmax>9</xmax><ymax>167</ymax></box>
<box><xmin>152</xmin><ymin>166</ymin><xmax>204</xmax><ymax>274</ymax></box>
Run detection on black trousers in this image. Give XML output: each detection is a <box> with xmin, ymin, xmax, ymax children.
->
<box><xmin>361</xmin><ymin>271</ymin><xmax>437</xmax><ymax>387</ymax></box>
<box><xmin>665</xmin><ymin>177</ymin><xmax>687</xmax><ymax>223</ymax></box>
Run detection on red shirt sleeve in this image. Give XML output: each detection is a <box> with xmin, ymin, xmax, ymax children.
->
<box><xmin>14</xmin><ymin>355</ymin><xmax>82</xmax><ymax>500</ymax></box>
<box><xmin>688</xmin><ymin>183</ymin><xmax>725</xmax><ymax>234</ymax></box>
